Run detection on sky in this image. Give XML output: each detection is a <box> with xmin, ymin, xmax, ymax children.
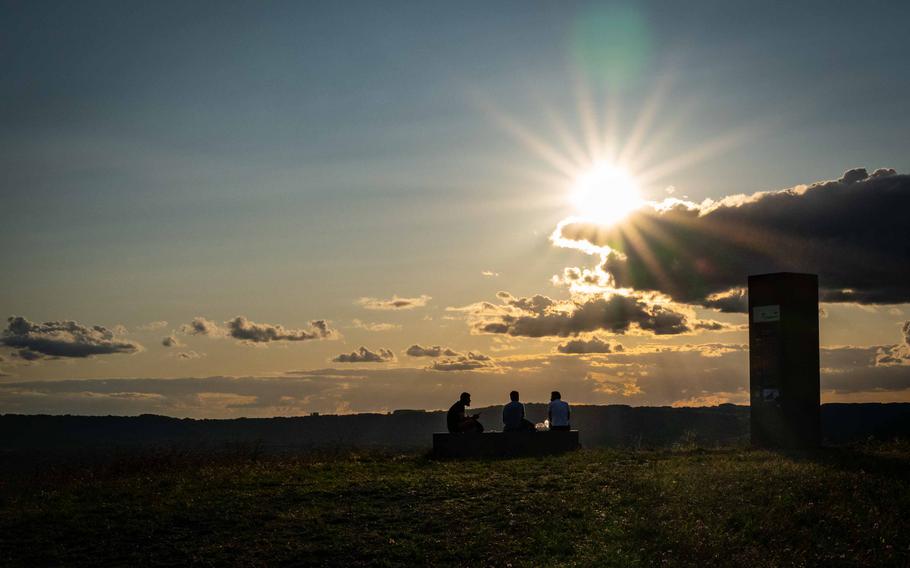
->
<box><xmin>2</xmin><ymin>1</ymin><xmax>910</xmax><ymax>417</ymax></box>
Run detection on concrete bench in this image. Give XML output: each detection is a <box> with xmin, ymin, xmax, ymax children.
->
<box><xmin>432</xmin><ymin>430</ymin><xmax>580</xmax><ymax>458</ymax></box>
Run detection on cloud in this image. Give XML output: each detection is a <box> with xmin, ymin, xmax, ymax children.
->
<box><xmin>692</xmin><ymin>320</ymin><xmax>740</xmax><ymax>331</ymax></box>
<box><xmin>136</xmin><ymin>321</ymin><xmax>169</xmax><ymax>331</ymax></box>
<box><xmin>181</xmin><ymin>317</ymin><xmax>224</xmax><ymax>337</ymax></box>
<box><xmin>352</xmin><ymin>319</ymin><xmax>401</xmax><ymax>332</ymax></box>
<box><xmin>874</xmin><ymin>321</ymin><xmax>910</xmax><ymax>366</ymax></box>
<box><xmin>180</xmin><ymin>316</ymin><xmax>338</xmax><ymax>344</ymax></box>
<box><xmin>469</xmin><ymin>292</ymin><xmax>691</xmax><ymax>338</ymax></box>
<box><xmin>429</xmin><ymin>352</ymin><xmax>495</xmax><ymax>372</ymax></box>
<box><xmin>0</xmin><ymin>316</ymin><xmax>142</xmax><ymax>359</ymax></box>
<box><xmin>481</xmin><ymin>271</ymin><xmax>500</xmax><ymax>277</ymax></box>
<box><xmin>177</xmin><ymin>351</ymin><xmax>205</xmax><ymax>360</ymax></box>
<box><xmin>332</xmin><ymin>346</ymin><xmax>396</xmax><ymax>363</ymax></box>
<box><xmin>552</xmin><ymin>168</ymin><xmax>910</xmax><ymax>306</ymax></box>
<box><xmin>405</xmin><ymin>344</ymin><xmax>461</xmax><ymax>358</ymax></box>
<box><xmin>358</xmin><ymin>295</ymin><xmax>431</xmax><ymax>310</ymax></box>
<box><xmin>2</xmin><ymin>341</ymin><xmax>908</xmax><ymax>417</ymax></box>
<box><xmin>162</xmin><ymin>336</ymin><xmax>182</xmax><ymax>348</ymax></box>
<box><xmin>226</xmin><ymin>316</ymin><xmax>337</xmax><ymax>344</ymax></box>
<box><xmin>701</xmin><ymin>288</ymin><xmax>748</xmax><ymax>314</ymax></box>
<box><xmin>556</xmin><ymin>337</ymin><xmax>623</xmax><ymax>354</ymax></box>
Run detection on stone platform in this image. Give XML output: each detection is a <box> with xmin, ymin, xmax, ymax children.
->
<box><xmin>432</xmin><ymin>430</ymin><xmax>580</xmax><ymax>458</ymax></box>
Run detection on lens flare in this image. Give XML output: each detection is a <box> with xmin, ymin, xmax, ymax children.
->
<box><xmin>570</xmin><ymin>162</ymin><xmax>643</xmax><ymax>225</ymax></box>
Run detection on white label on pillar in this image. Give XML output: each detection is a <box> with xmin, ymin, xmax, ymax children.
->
<box><xmin>753</xmin><ymin>305</ymin><xmax>780</xmax><ymax>322</ymax></box>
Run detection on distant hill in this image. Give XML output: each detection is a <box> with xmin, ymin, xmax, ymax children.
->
<box><xmin>3</xmin><ymin>403</ymin><xmax>909</xmax><ymax>452</ymax></box>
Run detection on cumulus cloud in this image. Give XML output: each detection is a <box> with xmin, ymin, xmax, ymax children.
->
<box><xmin>358</xmin><ymin>295</ymin><xmax>431</xmax><ymax>310</ymax></box>
<box><xmin>332</xmin><ymin>346</ymin><xmax>396</xmax><ymax>363</ymax></box>
<box><xmin>162</xmin><ymin>336</ymin><xmax>182</xmax><ymax>348</ymax></box>
<box><xmin>556</xmin><ymin>337</ymin><xmax>623</xmax><ymax>354</ymax></box>
<box><xmin>136</xmin><ymin>321</ymin><xmax>169</xmax><ymax>331</ymax></box>
<box><xmin>469</xmin><ymin>292</ymin><xmax>691</xmax><ymax>338</ymax></box>
<box><xmin>405</xmin><ymin>344</ymin><xmax>461</xmax><ymax>358</ymax></box>
<box><xmin>180</xmin><ymin>316</ymin><xmax>337</xmax><ymax>344</ymax></box>
<box><xmin>181</xmin><ymin>317</ymin><xmax>224</xmax><ymax>337</ymax></box>
<box><xmin>553</xmin><ymin>168</ymin><xmax>910</xmax><ymax>306</ymax></box>
<box><xmin>430</xmin><ymin>352</ymin><xmax>495</xmax><ymax>372</ymax></box>
<box><xmin>875</xmin><ymin>321</ymin><xmax>910</xmax><ymax>366</ymax></box>
<box><xmin>226</xmin><ymin>316</ymin><xmax>336</xmax><ymax>343</ymax></box>
<box><xmin>0</xmin><ymin>316</ymin><xmax>142</xmax><ymax>359</ymax></box>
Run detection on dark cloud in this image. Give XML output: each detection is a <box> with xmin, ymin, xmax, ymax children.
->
<box><xmin>332</xmin><ymin>346</ymin><xmax>396</xmax><ymax>363</ymax></box>
<box><xmin>701</xmin><ymin>288</ymin><xmax>749</xmax><ymax>313</ymax></box>
<box><xmin>358</xmin><ymin>295</ymin><xmax>431</xmax><ymax>310</ymax></box>
<box><xmin>474</xmin><ymin>293</ymin><xmax>691</xmax><ymax>338</ymax></box>
<box><xmin>226</xmin><ymin>316</ymin><xmax>336</xmax><ymax>343</ymax></box>
<box><xmin>430</xmin><ymin>352</ymin><xmax>495</xmax><ymax>372</ymax></box>
<box><xmin>181</xmin><ymin>317</ymin><xmax>224</xmax><ymax>337</ymax></box>
<box><xmin>692</xmin><ymin>320</ymin><xmax>740</xmax><ymax>331</ymax></box>
<box><xmin>0</xmin><ymin>316</ymin><xmax>141</xmax><ymax>359</ymax></box>
<box><xmin>161</xmin><ymin>336</ymin><xmax>181</xmax><ymax>348</ymax></box>
<box><xmin>405</xmin><ymin>344</ymin><xmax>461</xmax><ymax>358</ymax></box>
<box><xmin>180</xmin><ymin>316</ymin><xmax>337</xmax><ymax>344</ymax></box>
<box><xmin>554</xmin><ymin>168</ymin><xmax>910</xmax><ymax>306</ymax></box>
<box><xmin>557</xmin><ymin>337</ymin><xmax>623</xmax><ymax>354</ymax></box>
<box><xmin>496</xmin><ymin>292</ymin><xmax>555</xmax><ymax>315</ymax></box>
<box><xmin>14</xmin><ymin>349</ymin><xmax>44</xmax><ymax>361</ymax></box>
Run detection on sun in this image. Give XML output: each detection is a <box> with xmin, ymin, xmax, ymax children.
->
<box><xmin>570</xmin><ymin>162</ymin><xmax>643</xmax><ymax>225</ymax></box>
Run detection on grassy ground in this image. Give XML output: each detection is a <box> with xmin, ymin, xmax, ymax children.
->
<box><xmin>1</xmin><ymin>442</ymin><xmax>908</xmax><ymax>567</ymax></box>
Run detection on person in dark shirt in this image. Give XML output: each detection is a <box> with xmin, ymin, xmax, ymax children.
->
<box><xmin>502</xmin><ymin>390</ymin><xmax>535</xmax><ymax>432</ymax></box>
<box><xmin>447</xmin><ymin>392</ymin><xmax>483</xmax><ymax>433</ymax></box>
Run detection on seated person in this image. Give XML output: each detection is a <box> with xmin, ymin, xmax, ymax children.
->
<box><xmin>502</xmin><ymin>390</ymin><xmax>536</xmax><ymax>432</ymax></box>
<box><xmin>548</xmin><ymin>391</ymin><xmax>571</xmax><ymax>431</ymax></box>
<box><xmin>447</xmin><ymin>392</ymin><xmax>484</xmax><ymax>433</ymax></box>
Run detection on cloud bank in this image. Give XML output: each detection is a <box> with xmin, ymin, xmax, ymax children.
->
<box><xmin>553</xmin><ymin>168</ymin><xmax>910</xmax><ymax>308</ymax></box>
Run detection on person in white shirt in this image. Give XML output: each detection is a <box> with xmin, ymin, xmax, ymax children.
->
<box><xmin>548</xmin><ymin>391</ymin><xmax>570</xmax><ymax>431</ymax></box>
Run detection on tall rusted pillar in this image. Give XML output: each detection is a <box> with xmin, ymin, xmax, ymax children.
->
<box><xmin>749</xmin><ymin>272</ymin><xmax>820</xmax><ymax>448</ymax></box>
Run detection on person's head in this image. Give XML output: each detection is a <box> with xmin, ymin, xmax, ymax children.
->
<box><xmin>509</xmin><ymin>390</ymin><xmax>519</xmax><ymax>402</ymax></box>
<box><xmin>459</xmin><ymin>392</ymin><xmax>471</xmax><ymax>406</ymax></box>
<box><xmin>551</xmin><ymin>391</ymin><xmax>561</xmax><ymax>401</ymax></box>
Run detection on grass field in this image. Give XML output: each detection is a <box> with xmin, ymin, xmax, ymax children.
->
<box><xmin>1</xmin><ymin>442</ymin><xmax>909</xmax><ymax>566</ymax></box>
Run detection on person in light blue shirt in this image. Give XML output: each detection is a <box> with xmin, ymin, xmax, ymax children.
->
<box><xmin>548</xmin><ymin>391</ymin><xmax>571</xmax><ymax>431</ymax></box>
<box><xmin>502</xmin><ymin>391</ymin><xmax>535</xmax><ymax>432</ymax></box>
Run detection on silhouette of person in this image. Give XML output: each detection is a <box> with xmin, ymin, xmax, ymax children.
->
<box><xmin>447</xmin><ymin>392</ymin><xmax>483</xmax><ymax>433</ymax></box>
<box><xmin>502</xmin><ymin>390</ymin><xmax>536</xmax><ymax>432</ymax></box>
<box><xmin>548</xmin><ymin>391</ymin><xmax>571</xmax><ymax>431</ymax></box>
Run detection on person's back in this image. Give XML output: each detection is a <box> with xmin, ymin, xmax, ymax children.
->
<box><xmin>447</xmin><ymin>399</ymin><xmax>466</xmax><ymax>433</ymax></box>
<box><xmin>548</xmin><ymin>391</ymin><xmax>570</xmax><ymax>431</ymax></box>
<box><xmin>503</xmin><ymin>390</ymin><xmax>536</xmax><ymax>432</ymax></box>
<box><xmin>502</xmin><ymin>400</ymin><xmax>525</xmax><ymax>431</ymax></box>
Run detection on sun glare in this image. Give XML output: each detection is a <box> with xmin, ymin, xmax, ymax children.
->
<box><xmin>570</xmin><ymin>162</ymin><xmax>643</xmax><ymax>225</ymax></box>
